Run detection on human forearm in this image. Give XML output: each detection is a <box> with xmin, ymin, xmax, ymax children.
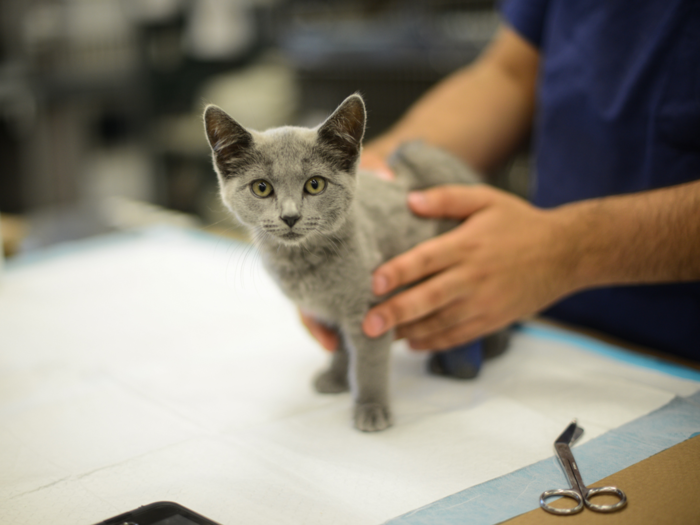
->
<box><xmin>366</xmin><ymin>26</ymin><xmax>539</xmax><ymax>173</ymax></box>
<box><xmin>554</xmin><ymin>179</ymin><xmax>700</xmax><ymax>291</ymax></box>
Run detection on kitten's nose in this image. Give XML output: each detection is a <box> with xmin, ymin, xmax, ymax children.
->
<box><xmin>281</xmin><ymin>215</ymin><xmax>300</xmax><ymax>228</ymax></box>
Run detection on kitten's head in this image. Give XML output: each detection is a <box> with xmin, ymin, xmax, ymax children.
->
<box><xmin>204</xmin><ymin>94</ymin><xmax>366</xmax><ymax>246</ymax></box>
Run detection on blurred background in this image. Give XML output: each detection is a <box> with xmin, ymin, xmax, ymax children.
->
<box><xmin>0</xmin><ymin>0</ymin><xmax>527</xmax><ymax>257</ymax></box>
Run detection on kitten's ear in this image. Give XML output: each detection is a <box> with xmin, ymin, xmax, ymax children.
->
<box><xmin>203</xmin><ymin>105</ymin><xmax>254</xmax><ymax>175</ymax></box>
<box><xmin>317</xmin><ymin>94</ymin><xmax>366</xmax><ymax>171</ymax></box>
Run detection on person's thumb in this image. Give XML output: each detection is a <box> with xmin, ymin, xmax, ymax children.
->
<box><xmin>408</xmin><ymin>184</ymin><xmax>496</xmax><ymax>220</ymax></box>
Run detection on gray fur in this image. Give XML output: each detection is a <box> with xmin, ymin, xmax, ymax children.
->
<box><xmin>204</xmin><ymin>94</ymin><xmax>481</xmax><ymax>432</ymax></box>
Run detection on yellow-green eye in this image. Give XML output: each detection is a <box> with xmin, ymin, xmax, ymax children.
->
<box><xmin>251</xmin><ymin>180</ymin><xmax>273</xmax><ymax>198</ymax></box>
<box><xmin>304</xmin><ymin>177</ymin><xmax>326</xmax><ymax>195</ymax></box>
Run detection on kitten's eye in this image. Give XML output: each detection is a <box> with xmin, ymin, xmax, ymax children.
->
<box><xmin>304</xmin><ymin>177</ymin><xmax>326</xmax><ymax>195</ymax></box>
<box><xmin>251</xmin><ymin>180</ymin><xmax>273</xmax><ymax>198</ymax></box>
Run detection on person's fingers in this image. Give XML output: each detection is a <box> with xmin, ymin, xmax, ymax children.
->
<box><xmin>371</xmin><ymin>186</ymin><xmax>503</xmax><ymax>296</ymax></box>
<box><xmin>395</xmin><ymin>298</ymin><xmax>475</xmax><ymax>341</ymax></box>
<box><xmin>407</xmin><ymin>316</ymin><xmax>493</xmax><ymax>351</ymax></box>
<box><xmin>360</xmin><ymin>151</ymin><xmax>395</xmax><ymax>180</ymax></box>
<box><xmin>408</xmin><ymin>184</ymin><xmax>496</xmax><ymax>219</ymax></box>
<box><xmin>371</xmin><ymin>227</ymin><xmax>470</xmax><ymax>295</ymax></box>
<box><xmin>364</xmin><ymin>266</ymin><xmax>472</xmax><ymax>337</ymax></box>
<box><xmin>299</xmin><ymin>310</ymin><xmax>339</xmax><ymax>351</ymax></box>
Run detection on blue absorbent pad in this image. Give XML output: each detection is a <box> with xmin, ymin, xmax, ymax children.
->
<box><xmin>521</xmin><ymin>325</ymin><xmax>700</xmax><ymax>383</ymax></box>
<box><xmin>385</xmin><ymin>377</ymin><xmax>700</xmax><ymax>525</ymax></box>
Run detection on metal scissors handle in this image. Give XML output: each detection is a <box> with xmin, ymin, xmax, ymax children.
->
<box><xmin>540</xmin><ymin>420</ymin><xmax>627</xmax><ymax>515</ymax></box>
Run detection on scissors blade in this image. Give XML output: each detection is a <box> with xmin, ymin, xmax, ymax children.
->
<box><xmin>554</xmin><ymin>420</ymin><xmax>584</xmax><ymax>446</ymax></box>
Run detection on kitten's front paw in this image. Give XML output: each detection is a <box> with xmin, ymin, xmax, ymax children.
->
<box><xmin>354</xmin><ymin>403</ymin><xmax>393</xmax><ymax>432</ymax></box>
<box><xmin>314</xmin><ymin>370</ymin><xmax>349</xmax><ymax>394</ymax></box>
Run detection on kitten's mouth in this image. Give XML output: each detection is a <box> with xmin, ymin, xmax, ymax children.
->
<box><xmin>281</xmin><ymin>231</ymin><xmax>304</xmax><ymax>241</ymax></box>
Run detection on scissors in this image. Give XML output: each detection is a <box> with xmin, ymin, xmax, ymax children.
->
<box><xmin>540</xmin><ymin>420</ymin><xmax>627</xmax><ymax>515</ymax></box>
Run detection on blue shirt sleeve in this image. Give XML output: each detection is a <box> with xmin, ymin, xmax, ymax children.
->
<box><xmin>500</xmin><ymin>0</ymin><xmax>550</xmax><ymax>48</ymax></box>
<box><xmin>501</xmin><ymin>0</ymin><xmax>700</xmax><ymax>360</ymax></box>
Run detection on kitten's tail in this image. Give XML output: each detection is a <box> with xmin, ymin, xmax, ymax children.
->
<box><xmin>387</xmin><ymin>141</ymin><xmax>482</xmax><ymax>190</ymax></box>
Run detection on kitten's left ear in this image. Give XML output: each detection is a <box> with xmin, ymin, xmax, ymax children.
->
<box><xmin>317</xmin><ymin>94</ymin><xmax>366</xmax><ymax>171</ymax></box>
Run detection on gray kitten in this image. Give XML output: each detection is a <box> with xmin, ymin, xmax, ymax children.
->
<box><xmin>204</xmin><ymin>94</ymin><xmax>483</xmax><ymax>432</ymax></box>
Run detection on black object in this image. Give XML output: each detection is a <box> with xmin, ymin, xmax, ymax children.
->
<box><xmin>428</xmin><ymin>329</ymin><xmax>511</xmax><ymax>379</ymax></box>
<box><xmin>94</xmin><ymin>501</ymin><xmax>222</xmax><ymax>525</ymax></box>
<box><xmin>429</xmin><ymin>340</ymin><xmax>484</xmax><ymax>379</ymax></box>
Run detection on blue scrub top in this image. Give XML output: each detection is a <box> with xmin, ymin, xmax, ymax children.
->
<box><xmin>501</xmin><ymin>0</ymin><xmax>700</xmax><ymax>360</ymax></box>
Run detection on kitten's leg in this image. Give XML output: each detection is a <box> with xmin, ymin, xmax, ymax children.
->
<box><xmin>343</xmin><ymin>326</ymin><xmax>394</xmax><ymax>432</ymax></box>
<box><xmin>314</xmin><ymin>339</ymin><xmax>350</xmax><ymax>394</ymax></box>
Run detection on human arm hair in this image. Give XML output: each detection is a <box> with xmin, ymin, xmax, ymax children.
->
<box><xmin>555</xmin><ymin>179</ymin><xmax>700</xmax><ymax>290</ymax></box>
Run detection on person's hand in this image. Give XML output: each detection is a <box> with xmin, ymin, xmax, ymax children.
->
<box><xmin>299</xmin><ymin>309</ymin><xmax>339</xmax><ymax>351</ymax></box>
<box><xmin>360</xmin><ymin>150</ymin><xmax>395</xmax><ymax>180</ymax></box>
<box><xmin>362</xmin><ymin>185</ymin><xmax>576</xmax><ymax>350</ymax></box>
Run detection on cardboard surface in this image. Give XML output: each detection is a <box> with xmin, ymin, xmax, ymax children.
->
<box><xmin>384</xmin><ymin>391</ymin><xmax>700</xmax><ymax>525</ymax></box>
<box><xmin>503</xmin><ymin>435</ymin><xmax>700</xmax><ymax>525</ymax></box>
